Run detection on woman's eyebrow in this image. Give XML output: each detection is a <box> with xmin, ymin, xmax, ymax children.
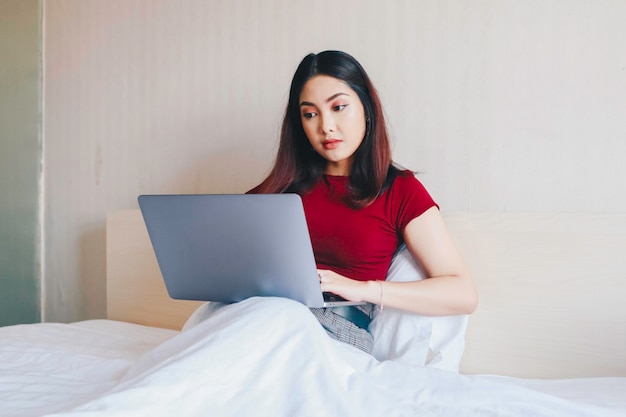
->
<box><xmin>325</xmin><ymin>92</ymin><xmax>348</xmax><ymax>102</ymax></box>
<box><xmin>300</xmin><ymin>92</ymin><xmax>348</xmax><ymax>107</ymax></box>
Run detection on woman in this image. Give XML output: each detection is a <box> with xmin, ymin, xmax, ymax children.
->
<box><xmin>250</xmin><ymin>50</ymin><xmax>478</xmax><ymax>352</ymax></box>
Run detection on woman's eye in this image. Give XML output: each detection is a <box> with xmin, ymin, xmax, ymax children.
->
<box><xmin>333</xmin><ymin>104</ymin><xmax>347</xmax><ymax>112</ymax></box>
<box><xmin>302</xmin><ymin>112</ymin><xmax>316</xmax><ymax>119</ymax></box>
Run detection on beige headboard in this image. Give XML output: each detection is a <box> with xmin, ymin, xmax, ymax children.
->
<box><xmin>106</xmin><ymin>210</ymin><xmax>203</xmax><ymax>330</ymax></box>
<box><xmin>106</xmin><ymin>210</ymin><xmax>626</xmax><ymax>379</ymax></box>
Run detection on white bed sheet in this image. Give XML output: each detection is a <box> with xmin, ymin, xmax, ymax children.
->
<box><xmin>0</xmin><ymin>319</ymin><xmax>176</xmax><ymax>417</ymax></box>
<box><xmin>476</xmin><ymin>375</ymin><xmax>626</xmax><ymax>413</ymax></box>
<box><xmin>1</xmin><ymin>298</ymin><xmax>624</xmax><ymax>417</ymax></box>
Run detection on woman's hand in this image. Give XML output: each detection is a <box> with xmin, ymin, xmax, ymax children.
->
<box><xmin>317</xmin><ymin>269</ymin><xmax>372</xmax><ymax>302</ymax></box>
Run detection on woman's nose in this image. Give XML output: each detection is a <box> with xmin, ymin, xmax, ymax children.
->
<box><xmin>320</xmin><ymin>113</ymin><xmax>336</xmax><ymax>134</ymax></box>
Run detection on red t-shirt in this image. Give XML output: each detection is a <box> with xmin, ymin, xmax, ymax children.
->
<box><xmin>300</xmin><ymin>170</ymin><xmax>437</xmax><ymax>282</ymax></box>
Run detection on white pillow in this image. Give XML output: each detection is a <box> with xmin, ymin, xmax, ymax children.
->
<box><xmin>369</xmin><ymin>244</ymin><xmax>469</xmax><ymax>372</ymax></box>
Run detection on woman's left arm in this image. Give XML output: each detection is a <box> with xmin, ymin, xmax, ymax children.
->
<box><xmin>378</xmin><ymin>206</ymin><xmax>479</xmax><ymax>315</ymax></box>
<box><xmin>319</xmin><ymin>206</ymin><xmax>478</xmax><ymax>315</ymax></box>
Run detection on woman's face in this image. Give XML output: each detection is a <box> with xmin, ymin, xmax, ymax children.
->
<box><xmin>299</xmin><ymin>75</ymin><xmax>366</xmax><ymax>176</ymax></box>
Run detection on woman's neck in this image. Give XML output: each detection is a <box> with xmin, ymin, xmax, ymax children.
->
<box><xmin>324</xmin><ymin>160</ymin><xmax>351</xmax><ymax>176</ymax></box>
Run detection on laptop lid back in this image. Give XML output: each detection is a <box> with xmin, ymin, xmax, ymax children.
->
<box><xmin>138</xmin><ymin>194</ymin><xmax>325</xmax><ymax>308</ymax></box>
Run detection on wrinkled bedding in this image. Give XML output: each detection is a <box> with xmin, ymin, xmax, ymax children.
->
<box><xmin>1</xmin><ymin>298</ymin><xmax>624</xmax><ymax>417</ymax></box>
<box><xmin>0</xmin><ymin>319</ymin><xmax>176</xmax><ymax>416</ymax></box>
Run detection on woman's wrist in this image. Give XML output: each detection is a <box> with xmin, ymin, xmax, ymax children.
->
<box><xmin>365</xmin><ymin>279</ymin><xmax>384</xmax><ymax>309</ymax></box>
<box><xmin>376</xmin><ymin>281</ymin><xmax>385</xmax><ymax>312</ymax></box>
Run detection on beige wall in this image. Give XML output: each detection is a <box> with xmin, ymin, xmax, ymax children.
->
<box><xmin>43</xmin><ymin>0</ymin><xmax>626</xmax><ymax>322</ymax></box>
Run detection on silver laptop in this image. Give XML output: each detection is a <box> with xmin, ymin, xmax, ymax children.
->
<box><xmin>138</xmin><ymin>193</ymin><xmax>364</xmax><ymax>308</ymax></box>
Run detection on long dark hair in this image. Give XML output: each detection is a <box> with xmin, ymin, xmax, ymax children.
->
<box><xmin>251</xmin><ymin>50</ymin><xmax>398</xmax><ymax>208</ymax></box>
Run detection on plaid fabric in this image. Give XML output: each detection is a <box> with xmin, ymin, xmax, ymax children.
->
<box><xmin>310</xmin><ymin>304</ymin><xmax>374</xmax><ymax>354</ymax></box>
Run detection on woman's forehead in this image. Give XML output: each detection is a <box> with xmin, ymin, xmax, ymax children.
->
<box><xmin>299</xmin><ymin>75</ymin><xmax>356</xmax><ymax>103</ymax></box>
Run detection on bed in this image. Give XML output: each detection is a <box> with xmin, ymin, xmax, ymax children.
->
<box><xmin>1</xmin><ymin>210</ymin><xmax>625</xmax><ymax>417</ymax></box>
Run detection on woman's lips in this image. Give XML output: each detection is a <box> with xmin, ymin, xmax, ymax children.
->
<box><xmin>322</xmin><ymin>139</ymin><xmax>341</xmax><ymax>150</ymax></box>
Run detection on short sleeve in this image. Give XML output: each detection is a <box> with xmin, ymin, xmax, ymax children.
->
<box><xmin>388</xmin><ymin>171</ymin><xmax>438</xmax><ymax>233</ymax></box>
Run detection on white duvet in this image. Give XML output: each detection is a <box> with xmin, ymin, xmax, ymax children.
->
<box><xmin>1</xmin><ymin>298</ymin><xmax>625</xmax><ymax>417</ymax></box>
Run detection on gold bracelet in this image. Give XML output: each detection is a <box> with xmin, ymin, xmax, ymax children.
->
<box><xmin>378</xmin><ymin>280</ymin><xmax>384</xmax><ymax>312</ymax></box>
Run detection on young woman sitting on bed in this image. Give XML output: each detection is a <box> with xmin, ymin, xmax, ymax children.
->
<box><xmin>248</xmin><ymin>50</ymin><xmax>478</xmax><ymax>353</ymax></box>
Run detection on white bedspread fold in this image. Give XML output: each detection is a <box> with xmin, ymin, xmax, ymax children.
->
<box><xmin>39</xmin><ymin>298</ymin><xmax>623</xmax><ymax>417</ymax></box>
